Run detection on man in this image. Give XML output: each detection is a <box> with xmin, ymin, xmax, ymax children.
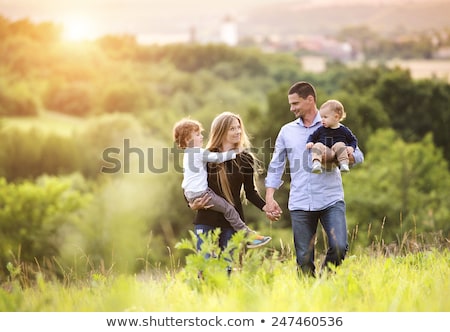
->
<box><xmin>264</xmin><ymin>81</ymin><xmax>364</xmax><ymax>277</ymax></box>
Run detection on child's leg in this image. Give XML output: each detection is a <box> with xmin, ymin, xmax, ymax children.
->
<box><xmin>311</xmin><ymin>142</ymin><xmax>325</xmax><ymax>163</ymax></box>
<box><xmin>205</xmin><ymin>188</ymin><xmax>252</xmax><ymax>233</ymax></box>
<box><xmin>312</xmin><ymin>142</ymin><xmax>336</xmax><ymax>162</ymax></box>
<box><xmin>332</xmin><ymin>142</ymin><xmax>348</xmax><ymax>165</ymax></box>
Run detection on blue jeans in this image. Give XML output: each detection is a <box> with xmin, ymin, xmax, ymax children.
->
<box><xmin>194</xmin><ymin>224</ymin><xmax>235</xmax><ymax>254</ymax></box>
<box><xmin>290</xmin><ymin>200</ymin><xmax>348</xmax><ymax>276</ymax></box>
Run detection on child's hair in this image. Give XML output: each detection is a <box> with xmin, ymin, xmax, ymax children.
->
<box><xmin>320</xmin><ymin>99</ymin><xmax>347</xmax><ymax>121</ymax></box>
<box><xmin>173</xmin><ymin>118</ymin><xmax>204</xmax><ymax>149</ymax></box>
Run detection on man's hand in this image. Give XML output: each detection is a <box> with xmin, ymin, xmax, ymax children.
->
<box><xmin>346</xmin><ymin>146</ymin><xmax>355</xmax><ymax>160</ymax></box>
<box><xmin>189</xmin><ymin>194</ymin><xmax>213</xmax><ymax>211</ymax></box>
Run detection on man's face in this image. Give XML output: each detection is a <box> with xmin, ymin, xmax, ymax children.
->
<box><xmin>288</xmin><ymin>93</ymin><xmax>309</xmax><ymax>118</ymax></box>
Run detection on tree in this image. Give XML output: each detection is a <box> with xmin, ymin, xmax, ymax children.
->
<box><xmin>373</xmin><ymin>68</ymin><xmax>450</xmax><ymax>163</ymax></box>
<box><xmin>0</xmin><ymin>175</ymin><xmax>90</xmax><ymax>278</ymax></box>
<box><xmin>345</xmin><ymin>129</ymin><xmax>450</xmax><ymax>246</ymax></box>
<box><xmin>44</xmin><ymin>83</ymin><xmax>93</xmax><ymax>116</ymax></box>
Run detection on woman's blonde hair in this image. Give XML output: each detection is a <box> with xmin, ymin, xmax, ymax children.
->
<box><xmin>206</xmin><ymin>112</ymin><xmax>261</xmax><ymax>205</ymax></box>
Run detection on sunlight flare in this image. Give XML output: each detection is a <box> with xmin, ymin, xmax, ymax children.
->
<box><xmin>62</xmin><ymin>16</ymin><xmax>96</xmax><ymax>42</ymax></box>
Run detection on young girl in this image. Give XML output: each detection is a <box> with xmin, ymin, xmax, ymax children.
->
<box><xmin>173</xmin><ymin>117</ymin><xmax>271</xmax><ymax>249</ymax></box>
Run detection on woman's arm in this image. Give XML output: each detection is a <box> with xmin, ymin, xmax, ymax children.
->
<box><xmin>240</xmin><ymin>153</ymin><xmax>266</xmax><ymax>210</ymax></box>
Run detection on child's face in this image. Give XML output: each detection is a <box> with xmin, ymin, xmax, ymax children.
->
<box><xmin>189</xmin><ymin>130</ymin><xmax>203</xmax><ymax>148</ymax></box>
<box><xmin>319</xmin><ymin>107</ymin><xmax>340</xmax><ymax>128</ymax></box>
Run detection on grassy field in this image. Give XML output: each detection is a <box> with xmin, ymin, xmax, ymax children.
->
<box><xmin>1</xmin><ymin>246</ymin><xmax>448</xmax><ymax>312</ymax></box>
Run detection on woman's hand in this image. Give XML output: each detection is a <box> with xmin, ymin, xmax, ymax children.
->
<box><xmin>189</xmin><ymin>194</ymin><xmax>213</xmax><ymax>211</ymax></box>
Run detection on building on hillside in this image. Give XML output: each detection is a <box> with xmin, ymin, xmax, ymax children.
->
<box><xmin>220</xmin><ymin>15</ymin><xmax>238</xmax><ymax>46</ymax></box>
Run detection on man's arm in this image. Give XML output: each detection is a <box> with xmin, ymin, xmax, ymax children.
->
<box><xmin>351</xmin><ymin>146</ymin><xmax>364</xmax><ymax>165</ymax></box>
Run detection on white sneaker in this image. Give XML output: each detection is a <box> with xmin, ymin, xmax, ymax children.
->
<box><xmin>340</xmin><ymin>163</ymin><xmax>350</xmax><ymax>172</ymax></box>
<box><xmin>311</xmin><ymin>161</ymin><xmax>322</xmax><ymax>174</ymax></box>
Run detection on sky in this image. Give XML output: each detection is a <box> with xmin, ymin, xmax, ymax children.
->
<box><xmin>0</xmin><ymin>0</ymin><xmax>281</xmax><ymax>41</ymax></box>
<box><xmin>0</xmin><ymin>0</ymin><xmax>432</xmax><ymax>42</ymax></box>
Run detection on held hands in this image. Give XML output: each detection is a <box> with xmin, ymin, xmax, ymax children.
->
<box><xmin>263</xmin><ymin>201</ymin><xmax>282</xmax><ymax>222</ymax></box>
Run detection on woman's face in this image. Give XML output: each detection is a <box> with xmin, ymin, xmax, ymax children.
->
<box><xmin>223</xmin><ymin>117</ymin><xmax>241</xmax><ymax>147</ymax></box>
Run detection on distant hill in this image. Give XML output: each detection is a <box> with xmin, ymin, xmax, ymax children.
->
<box><xmin>239</xmin><ymin>0</ymin><xmax>450</xmax><ymax>37</ymax></box>
<box><xmin>1</xmin><ymin>0</ymin><xmax>448</xmax><ymax>42</ymax></box>
<box><xmin>133</xmin><ymin>0</ymin><xmax>450</xmax><ymax>43</ymax></box>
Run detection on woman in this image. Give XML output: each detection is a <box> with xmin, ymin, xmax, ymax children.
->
<box><xmin>189</xmin><ymin>112</ymin><xmax>277</xmax><ymax>253</ymax></box>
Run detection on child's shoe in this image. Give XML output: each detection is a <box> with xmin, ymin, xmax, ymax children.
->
<box><xmin>311</xmin><ymin>161</ymin><xmax>322</xmax><ymax>174</ymax></box>
<box><xmin>246</xmin><ymin>234</ymin><xmax>272</xmax><ymax>249</ymax></box>
<box><xmin>340</xmin><ymin>163</ymin><xmax>350</xmax><ymax>172</ymax></box>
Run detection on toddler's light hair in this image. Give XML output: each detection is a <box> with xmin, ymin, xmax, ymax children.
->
<box><xmin>320</xmin><ymin>99</ymin><xmax>346</xmax><ymax>121</ymax></box>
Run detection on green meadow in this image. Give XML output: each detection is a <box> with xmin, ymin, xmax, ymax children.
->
<box><xmin>1</xmin><ymin>232</ymin><xmax>449</xmax><ymax>312</ymax></box>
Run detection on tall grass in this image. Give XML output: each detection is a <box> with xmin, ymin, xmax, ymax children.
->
<box><xmin>1</xmin><ymin>230</ymin><xmax>448</xmax><ymax>312</ymax></box>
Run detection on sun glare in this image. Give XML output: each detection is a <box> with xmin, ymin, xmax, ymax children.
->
<box><xmin>63</xmin><ymin>17</ymin><xmax>95</xmax><ymax>42</ymax></box>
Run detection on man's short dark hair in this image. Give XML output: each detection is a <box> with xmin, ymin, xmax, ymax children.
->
<box><xmin>288</xmin><ymin>81</ymin><xmax>316</xmax><ymax>101</ymax></box>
